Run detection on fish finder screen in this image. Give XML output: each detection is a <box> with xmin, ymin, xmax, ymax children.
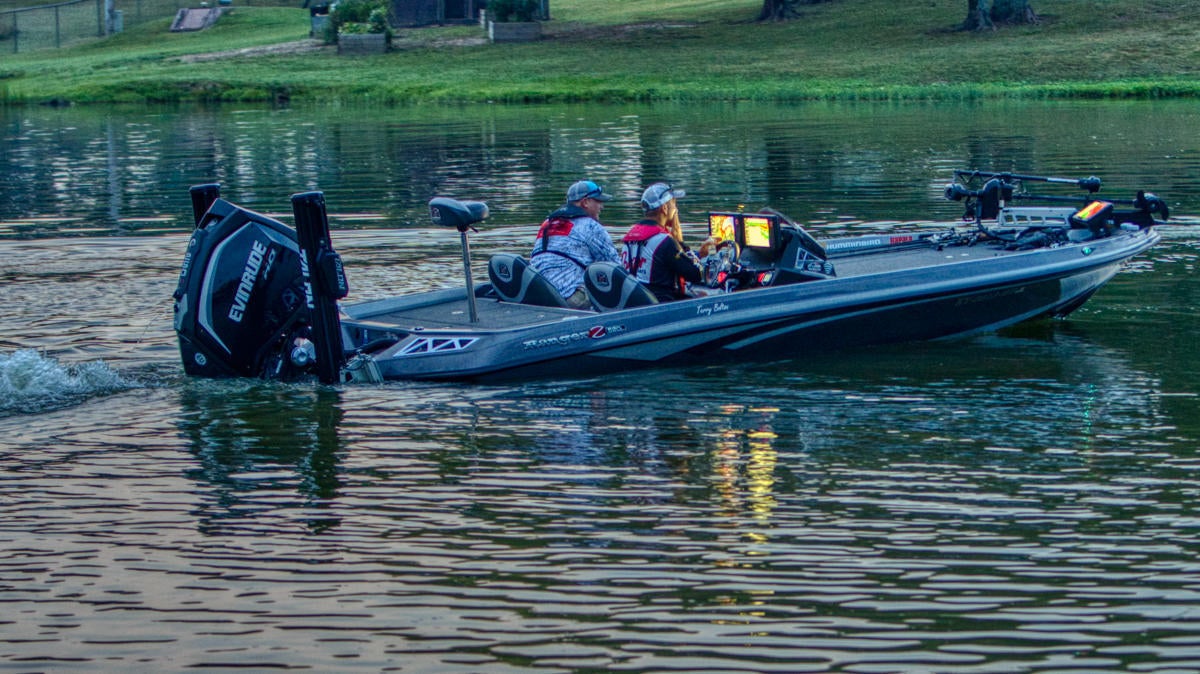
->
<box><xmin>1073</xmin><ymin>200</ymin><xmax>1113</xmax><ymax>225</ymax></box>
<box><xmin>743</xmin><ymin>216</ymin><xmax>773</xmax><ymax>249</ymax></box>
<box><xmin>708</xmin><ymin>214</ymin><xmax>737</xmax><ymax>243</ymax></box>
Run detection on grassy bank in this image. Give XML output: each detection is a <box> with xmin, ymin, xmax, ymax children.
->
<box><xmin>2</xmin><ymin>0</ymin><xmax>1198</xmax><ymax>104</ymax></box>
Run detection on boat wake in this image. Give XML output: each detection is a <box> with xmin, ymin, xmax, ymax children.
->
<box><xmin>0</xmin><ymin>349</ymin><xmax>134</xmax><ymax>418</ymax></box>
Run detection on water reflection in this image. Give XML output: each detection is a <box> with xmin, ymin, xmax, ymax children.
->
<box><xmin>3</xmin><ymin>100</ymin><xmax>1198</xmax><ymax>238</ymax></box>
<box><xmin>2</xmin><ymin>321</ymin><xmax>1199</xmax><ymax>671</ymax></box>
<box><xmin>177</xmin><ymin>381</ymin><xmax>344</xmax><ymax>534</ymax></box>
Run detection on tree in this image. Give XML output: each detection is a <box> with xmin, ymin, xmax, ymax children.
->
<box><xmin>758</xmin><ymin>0</ymin><xmax>831</xmax><ymax>22</ymax></box>
<box><xmin>962</xmin><ymin>0</ymin><xmax>1038</xmax><ymax>31</ymax></box>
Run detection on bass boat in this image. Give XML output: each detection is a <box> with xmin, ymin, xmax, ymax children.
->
<box><xmin>172</xmin><ymin>170</ymin><xmax>1167</xmax><ymax>383</ymax></box>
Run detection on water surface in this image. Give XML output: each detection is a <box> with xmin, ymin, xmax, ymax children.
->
<box><xmin>1</xmin><ymin>100</ymin><xmax>1199</xmax><ymax>672</ymax></box>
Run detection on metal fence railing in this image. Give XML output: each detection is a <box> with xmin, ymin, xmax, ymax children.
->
<box><xmin>1</xmin><ymin>0</ymin><xmax>295</xmax><ymax>53</ymax></box>
<box><xmin>2</xmin><ymin>0</ymin><xmax>105</xmax><ymax>52</ymax></box>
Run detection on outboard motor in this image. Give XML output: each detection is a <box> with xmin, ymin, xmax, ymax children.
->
<box><xmin>173</xmin><ymin>185</ymin><xmax>347</xmax><ymax>383</ymax></box>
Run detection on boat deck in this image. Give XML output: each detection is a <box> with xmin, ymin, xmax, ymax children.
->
<box><xmin>345</xmin><ymin>294</ymin><xmax>588</xmax><ymax>331</ymax></box>
<box><xmin>828</xmin><ymin>243</ymin><xmax>1009</xmax><ymax>277</ymax></box>
<box><xmin>344</xmin><ymin>242</ymin><xmax>1020</xmax><ymax>332</ymax></box>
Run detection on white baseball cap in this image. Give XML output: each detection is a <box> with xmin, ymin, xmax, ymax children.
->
<box><xmin>641</xmin><ymin>182</ymin><xmax>685</xmax><ymax>212</ymax></box>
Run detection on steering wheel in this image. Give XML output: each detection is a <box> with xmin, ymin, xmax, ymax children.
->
<box><xmin>704</xmin><ymin>240</ymin><xmax>741</xmax><ymax>288</ymax></box>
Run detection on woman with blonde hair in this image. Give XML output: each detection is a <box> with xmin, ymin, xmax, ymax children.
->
<box><xmin>620</xmin><ymin>182</ymin><xmax>706</xmax><ymax>302</ymax></box>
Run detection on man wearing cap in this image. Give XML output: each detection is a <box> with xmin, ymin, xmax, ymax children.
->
<box><xmin>620</xmin><ymin>182</ymin><xmax>705</xmax><ymax>303</ymax></box>
<box><xmin>530</xmin><ymin>180</ymin><xmax>622</xmax><ymax>309</ymax></box>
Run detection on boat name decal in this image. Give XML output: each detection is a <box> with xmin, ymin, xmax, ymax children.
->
<box><xmin>522</xmin><ymin>324</ymin><xmax>627</xmax><ymax>350</ymax></box>
<box><xmin>228</xmin><ymin>239</ymin><xmax>269</xmax><ymax>323</ymax></box>
<box><xmin>696</xmin><ymin>301</ymin><xmax>730</xmax><ymax>317</ymax></box>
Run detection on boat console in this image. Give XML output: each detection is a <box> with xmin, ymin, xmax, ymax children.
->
<box><xmin>702</xmin><ymin>210</ymin><xmax>836</xmax><ymax>291</ymax></box>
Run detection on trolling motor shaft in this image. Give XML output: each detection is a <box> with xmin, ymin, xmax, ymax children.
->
<box><xmin>953</xmin><ymin>170</ymin><xmax>1102</xmax><ymax>194</ymax></box>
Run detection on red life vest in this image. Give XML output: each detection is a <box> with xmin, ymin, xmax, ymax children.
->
<box><xmin>534</xmin><ymin>216</ymin><xmax>587</xmax><ymax>268</ymax></box>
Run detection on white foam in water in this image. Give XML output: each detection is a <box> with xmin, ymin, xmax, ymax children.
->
<box><xmin>0</xmin><ymin>349</ymin><xmax>132</xmax><ymax>416</ymax></box>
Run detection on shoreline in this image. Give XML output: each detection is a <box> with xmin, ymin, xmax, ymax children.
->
<box><xmin>2</xmin><ymin>0</ymin><xmax>1197</xmax><ymax>106</ymax></box>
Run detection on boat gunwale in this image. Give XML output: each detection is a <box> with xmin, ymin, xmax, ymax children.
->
<box><xmin>357</xmin><ymin>228</ymin><xmax>1158</xmax><ymax>380</ymax></box>
<box><xmin>349</xmin><ymin>227</ymin><xmax>1157</xmax><ymax>337</ymax></box>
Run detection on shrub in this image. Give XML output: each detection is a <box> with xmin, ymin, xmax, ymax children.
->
<box><xmin>488</xmin><ymin>0</ymin><xmax>538</xmax><ymax>22</ymax></box>
<box><xmin>331</xmin><ymin>0</ymin><xmax>392</xmax><ymax>35</ymax></box>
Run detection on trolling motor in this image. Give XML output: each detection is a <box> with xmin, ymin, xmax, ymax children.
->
<box><xmin>944</xmin><ymin>177</ymin><xmax>1016</xmax><ymax>221</ymax></box>
<box><xmin>429</xmin><ymin>196</ymin><xmax>490</xmax><ymax>324</ymax></box>
<box><xmin>946</xmin><ymin>170</ymin><xmax>1103</xmax><ymax>222</ymax></box>
<box><xmin>955</xmin><ymin>170</ymin><xmax>1103</xmax><ymax>193</ymax></box>
<box><xmin>944</xmin><ymin>170</ymin><xmax>1169</xmax><ymax>245</ymax></box>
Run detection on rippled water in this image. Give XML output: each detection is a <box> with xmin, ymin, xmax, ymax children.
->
<box><xmin>2</xmin><ymin>101</ymin><xmax>1200</xmax><ymax>671</ymax></box>
<box><xmin>4</xmin><ymin>99</ymin><xmax>1199</xmax><ymax>237</ymax></box>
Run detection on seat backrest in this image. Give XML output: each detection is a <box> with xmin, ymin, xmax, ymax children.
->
<box><xmin>584</xmin><ymin>261</ymin><xmax>659</xmax><ymax>312</ymax></box>
<box><xmin>487</xmin><ymin>254</ymin><xmax>570</xmax><ymax>308</ymax></box>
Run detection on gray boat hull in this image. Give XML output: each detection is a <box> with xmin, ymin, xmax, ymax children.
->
<box><xmin>342</xmin><ymin>228</ymin><xmax>1156</xmax><ymax>381</ymax></box>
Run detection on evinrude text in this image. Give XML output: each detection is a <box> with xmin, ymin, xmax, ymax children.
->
<box><xmin>228</xmin><ymin>239</ymin><xmax>269</xmax><ymax>323</ymax></box>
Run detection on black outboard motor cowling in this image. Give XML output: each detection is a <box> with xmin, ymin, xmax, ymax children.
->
<box><xmin>173</xmin><ymin>191</ymin><xmax>312</xmax><ymax>380</ymax></box>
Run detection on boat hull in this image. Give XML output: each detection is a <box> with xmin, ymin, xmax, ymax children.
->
<box><xmin>347</xmin><ymin>228</ymin><xmax>1156</xmax><ymax>381</ymax></box>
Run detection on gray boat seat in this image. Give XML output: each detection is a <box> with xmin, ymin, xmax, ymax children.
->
<box><xmin>584</xmin><ymin>261</ymin><xmax>659</xmax><ymax>312</ymax></box>
<box><xmin>487</xmin><ymin>253</ymin><xmax>571</xmax><ymax>308</ymax></box>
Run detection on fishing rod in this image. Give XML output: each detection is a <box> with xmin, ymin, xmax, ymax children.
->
<box><xmin>953</xmin><ymin>170</ymin><xmax>1103</xmax><ymax>194</ymax></box>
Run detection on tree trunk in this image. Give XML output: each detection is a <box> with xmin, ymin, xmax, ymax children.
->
<box><xmin>758</xmin><ymin>0</ymin><xmax>829</xmax><ymax>22</ymax></box>
<box><xmin>961</xmin><ymin>0</ymin><xmax>1037</xmax><ymax>31</ymax></box>
<box><xmin>991</xmin><ymin>0</ymin><xmax>1038</xmax><ymax>25</ymax></box>
<box><xmin>759</xmin><ymin>0</ymin><xmax>791</xmax><ymax>21</ymax></box>
<box><xmin>961</xmin><ymin>0</ymin><xmax>993</xmax><ymax>31</ymax></box>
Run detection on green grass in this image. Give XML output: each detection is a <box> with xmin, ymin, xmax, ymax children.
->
<box><xmin>2</xmin><ymin>0</ymin><xmax>1198</xmax><ymax>105</ymax></box>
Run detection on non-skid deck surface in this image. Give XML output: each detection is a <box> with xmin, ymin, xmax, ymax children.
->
<box><xmin>352</xmin><ymin>244</ymin><xmax>1015</xmax><ymax>331</ymax></box>
<box><xmin>356</xmin><ymin>298</ymin><xmax>586</xmax><ymax>331</ymax></box>
<box><xmin>829</xmin><ymin>244</ymin><xmax>1011</xmax><ymax>277</ymax></box>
